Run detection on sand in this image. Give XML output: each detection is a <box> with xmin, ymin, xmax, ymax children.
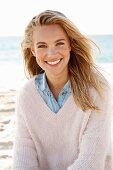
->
<box><xmin>0</xmin><ymin>63</ymin><xmax>113</xmax><ymax>170</ymax></box>
<box><xmin>0</xmin><ymin>89</ymin><xmax>16</xmax><ymax>170</ymax></box>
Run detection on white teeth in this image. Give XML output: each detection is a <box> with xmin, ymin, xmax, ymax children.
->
<box><xmin>47</xmin><ymin>59</ymin><xmax>61</xmax><ymax>65</ymax></box>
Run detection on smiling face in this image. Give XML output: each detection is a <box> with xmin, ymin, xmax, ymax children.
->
<box><xmin>32</xmin><ymin>24</ymin><xmax>71</xmax><ymax>79</ymax></box>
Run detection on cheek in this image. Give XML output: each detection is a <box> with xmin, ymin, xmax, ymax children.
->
<box><xmin>35</xmin><ymin>57</ymin><xmax>45</xmax><ymax>70</ymax></box>
<box><xmin>35</xmin><ymin>57</ymin><xmax>40</xmax><ymax>64</ymax></box>
<box><xmin>35</xmin><ymin>56</ymin><xmax>43</xmax><ymax>65</ymax></box>
<box><xmin>35</xmin><ymin>52</ymin><xmax>44</xmax><ymax>62</ymax></box>
<box><xmin>59</xmin><ymin>45</ymin><xmax>71</xmax><ymax>52</ymax></box>
<box><xmin>35</xmin><ymin>54</ymin><xmax>46</xmax><ymax>69</ymax></box>
<box><xmin>62</xmin><ymin>49</ymin><xmax>71</xmax><ymax>57</ymax></box>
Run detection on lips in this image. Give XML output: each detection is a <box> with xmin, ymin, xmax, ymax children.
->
<box><xmin>46</xmin><ymin>59</ymin><xmax>62</xmax><ymax>65</ymax></box>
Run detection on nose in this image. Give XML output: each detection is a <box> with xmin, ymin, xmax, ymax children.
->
<box><xmin>47</xmin><ymin>47</ymin><xmax>57</xmax><ymax>57</ymax></box>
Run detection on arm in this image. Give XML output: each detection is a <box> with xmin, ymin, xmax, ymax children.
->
<box><xmin>68</xmin><ymin>87</ymin><xmax>112</xmax><ymax>170</ymax></box>
<box><xmin>12</xmin><ymin>93</ymin><xmax>39</xmax><ymax>170</ymax></box>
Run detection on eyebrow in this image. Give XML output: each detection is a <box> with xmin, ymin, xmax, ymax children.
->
<box><xmin>36</xmin><ymin>39</ymin><xmax>65</xmax><ymax>45</ymax></box>
<box><xmin>55</xmin><ymin>39</ymin><xmax>65</xmax><ymax>43</ymax></box>
<box><xmin>36</xmin><ymin>42</ymin><xmax>46</xmax><ymax>45</ymax></box>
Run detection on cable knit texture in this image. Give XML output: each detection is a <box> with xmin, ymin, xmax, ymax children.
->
<box><xmin>12</xmin><ymin>76</ymin><xmax>113</xmax><ymax>170</ymax></box>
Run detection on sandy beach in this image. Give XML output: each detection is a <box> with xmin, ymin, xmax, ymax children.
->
<box><xmin>0</xmin><ymin>63</ymin><xmax>113</xmax><ymax>170</ymax></box>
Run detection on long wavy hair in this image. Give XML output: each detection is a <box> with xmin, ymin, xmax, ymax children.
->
<box><xmin>21</xmin><ymin>10</ymin><xmax>107</xmax><ymax>111</ymax></box>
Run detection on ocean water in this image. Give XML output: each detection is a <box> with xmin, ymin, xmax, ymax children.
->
<box><xmin>0</xmin><ymin>36</ymin><xmax>25</xmax><ymax>89</ymax></box>
<box><xmin>0</xmin><ymin>35</ymin><xmax>113</xmax><ymax>63</ymax></box>
<box><xmin>0</xmin><ymin>35</ymin><xmax>113</xmax><ymax>89</ymax></box>
<box><xmin>90</xmin><ymin>34</ymin><xmax>113</xmax><ymax>63</ymax></box>
<box><xmin>0</xmin><ymin>35</ymin><xmax>113</xmax><ymax>64</ymax></box>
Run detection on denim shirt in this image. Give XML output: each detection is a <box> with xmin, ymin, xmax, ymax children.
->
<box><xmin>35</xmin><ymin>73</ymin><xmax>71</xmax><ymax>113</ymax></box>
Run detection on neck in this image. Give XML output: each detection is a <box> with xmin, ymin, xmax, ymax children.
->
<box><xmin>46</xmin><ymin>73</ymin><xmax>69</xmax><ymax>100</ymax></box>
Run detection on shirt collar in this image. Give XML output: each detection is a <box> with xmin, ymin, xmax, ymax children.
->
<box><xmin>41</xmin><ymin>72</ymin><xmax>48</xmax><ymax>91</ymax></box>
<box><xmin>40</xmin><ymin>72</ymin><xmax>71</xmax><ymax>94</ymax></box>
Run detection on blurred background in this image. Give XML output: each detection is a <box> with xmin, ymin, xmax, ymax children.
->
<box><xmin>0</xmin><ymin>0</ymin><xmax>113</xmax><ymax>169</ymax></box>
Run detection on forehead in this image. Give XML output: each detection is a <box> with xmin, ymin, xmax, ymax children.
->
<box><xmin>32</xmin><ymin>24</ymin><xmax>69</xmax><ymax>41</ymax></box>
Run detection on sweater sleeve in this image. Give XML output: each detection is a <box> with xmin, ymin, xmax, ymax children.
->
<box><xmin>12</xmin><ymin>91</ymin><xmax>39</xmax><ymax>170</ymax></box>
<box><xmin>67</xmin><ymin>87</ymin><xmax>113</xmax><ymax>170</ymax></box>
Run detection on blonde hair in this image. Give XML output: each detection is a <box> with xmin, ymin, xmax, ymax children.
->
<box><xmin>21</xmin><ymin>10</ymin><xmax>107</xmax><ymax>111</ymax></box>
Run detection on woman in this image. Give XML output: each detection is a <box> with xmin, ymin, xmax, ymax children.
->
<box><xmin>12</xmin><ymin>10</ymin><xmax>112</xmax><ymax>170</ymax></box>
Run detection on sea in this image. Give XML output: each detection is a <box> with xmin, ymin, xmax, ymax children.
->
<box><xmin>0</xmin><ymin>35</ymin><xmax>113</xmax><ymax>90</ymax></box>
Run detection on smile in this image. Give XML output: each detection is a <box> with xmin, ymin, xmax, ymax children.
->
<box><xmin>46</xmin><ymin>59</ymin><xmax>62</xmax><ymax>65</ymax></box>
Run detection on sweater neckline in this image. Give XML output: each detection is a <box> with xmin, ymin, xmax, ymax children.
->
<box><xmin>30</xmin><ymin>76</ymin><xmax>77</xmax><ymax>119</ymax></box>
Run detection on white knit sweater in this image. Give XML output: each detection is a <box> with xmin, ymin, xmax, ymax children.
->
<box><xmin>12</xmin><ymin>76</ymin><xmax>113</xmax><ymax>170</ymax></box>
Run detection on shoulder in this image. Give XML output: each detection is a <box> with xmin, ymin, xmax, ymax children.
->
<box><xmin>90</xmin><ymin>83</ymin><xmax>111</xmax><ymax>97</ymax></box>
<box><xmin>21</xmin><ymin>76</ymin><xmax>36</xmax><ymax>93</ymax></box>
<box><xmin>20</xmin><ymin>73</ymin><xmax>44</xmax><ymax>93</ymax></box>
<box><xmin>16</xmin><ymin>75</ymin><xmax>37</xmax><ymax>103</ymax></box>
<box><xmin>89</xmin><ymin>83</ymin><xmax>112</xmax><ymax>112</ymax></box>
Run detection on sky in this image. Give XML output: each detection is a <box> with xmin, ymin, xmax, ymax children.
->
<box><xmin>0</xmin><ymin>0</ymin><xmax>113</xmax><ymax>36</ymax></box>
